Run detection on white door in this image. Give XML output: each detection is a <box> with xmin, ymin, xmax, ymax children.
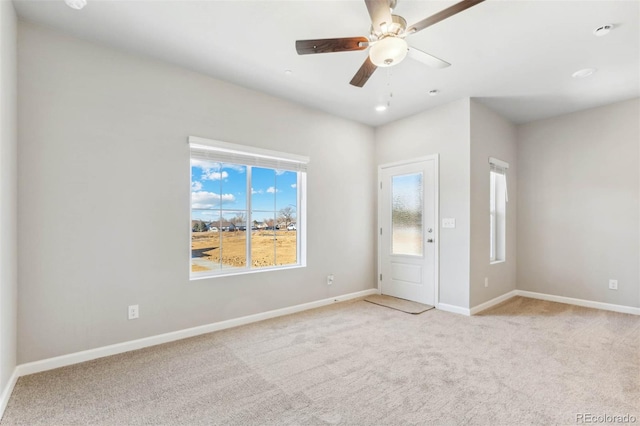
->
<box><xmin>379</xmin><ymin>157</ymin><xmax>437</xmax><ymax>305</ymax></box>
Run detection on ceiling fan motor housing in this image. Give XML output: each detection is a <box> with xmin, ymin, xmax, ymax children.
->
<box><xmin>370</xmin><ymin>14</ymin><xmax>407</xmax><ymax>39</ymax></box>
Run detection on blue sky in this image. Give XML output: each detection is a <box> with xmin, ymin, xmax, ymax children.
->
<box><xmin>191</xmin><ymin>159</ymin><xmax>298</xmax><ymax>223</ymax></box>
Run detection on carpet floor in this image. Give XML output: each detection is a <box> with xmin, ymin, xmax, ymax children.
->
<box><xmin>2</xmin><ymin>296</ymin><xmax>639</xmax><ymax>425</ymax></box>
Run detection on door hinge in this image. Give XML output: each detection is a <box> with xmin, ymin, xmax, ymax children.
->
<box><xmin>379</xmin><ymin>228</ymin><xmax>382</xmax><ymax>235</ymax></box>
<box><xmin>379</xmin><ymin>274</ymin><xmax>382</xmax><ymax>281</ymax></box>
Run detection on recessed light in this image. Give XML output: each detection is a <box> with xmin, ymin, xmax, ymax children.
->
<box><xmin>593</xmin><ymin>24</ymin><xmax>613</xmax><ymax>37</ymax></box>
<box><xmin>64</xmin><ymin>0</ymin><xmax>87</xmax><ymax>10</ymax></box>
<box><xmin>284</xmin><ymin>69</ymin><xmax>293</xmax><ymax>75</ymax></box>
<box><xmin>572</xmin><ymin>68</ymin><xmax>597</xmax><ymax>78</ymax></box>
<box><xmin>429</xmin><ymin>90</ymin><xmax>440</xmax><ymax>96</ymax></box>
<box><xmin>375</xmin><ymin>105</ymin><xmax>388</xmax><ymax>112</ymax></box>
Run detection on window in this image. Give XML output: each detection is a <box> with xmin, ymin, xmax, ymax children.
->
<box><xmin>489</xmin><ymin>157</ymin><xmax>508</xmax><ymax>263</ymax></box>
<box><xmin>189</xmin><ymin>137</ymin><xmax>307</xmax><ymax>278</ymax></box>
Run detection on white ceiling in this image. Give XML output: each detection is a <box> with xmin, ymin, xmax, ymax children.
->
<box><xmin>12</xmin><ymin>0</ymin><xmax>640</xmax><ymax>127</ymax></box>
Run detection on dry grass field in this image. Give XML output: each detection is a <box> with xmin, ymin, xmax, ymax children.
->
<box><xmin>191</xmin><ymin>230</ymin><xmax>297</xmax><ymax>272</ymax></box>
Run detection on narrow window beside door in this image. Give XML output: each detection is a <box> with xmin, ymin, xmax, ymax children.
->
<box><xmin>489</xmin><ymin>157</ymin><xmax>508</xmax><ymax>263</ymax></box>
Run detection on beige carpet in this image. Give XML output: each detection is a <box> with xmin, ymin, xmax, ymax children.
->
<box><xmin>364</xmin><ymin>294</ymin><xmax>434</xmax><ymax>314</ymax></box>
<box><xmin>2</xmin><ymin>296</ymin><xmax>639</xmax><ymax>425</ymax></box>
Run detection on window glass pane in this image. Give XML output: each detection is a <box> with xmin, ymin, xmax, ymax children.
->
<box><xmin>251</xmin><ymin>167</ymin><xmax>276</xmax><ymax>211</ymax></box>
<box><xmin>276</xmin><ymin>226</ymin><xmax>297</xmax><ymax>266</ymax></box>
<box><xmin>490</xmin><ymin>171</ymin><xmax>497</xmax><ymax>260</ymax></box>
<box><xmin>191</xmin><ymin>160</ymin><xmax>222</xmax><ymax>208</ymax></box>
<box><xmin>191</xmin><ymin>210</ymin><xmax>221</xmax><ymax>273</ymax></box>
<box><xmin>251</xmin><ymin>211</ymin><xmax>275</xmax><ymax>268</ymax></box>
<box><xmin>392</xmin><ymin>173</ymin><xmax>423</xmax><ymax>256</ymax></box>
<box><xmin>275</xmin><ymin>170</ymin><xmax>297</xmax><ymax>212</ymax></box>
<box><xmin>219</xmin><ymin>164</ymin><xmax>247</xmax><ymax>210</ymax></box>
<box><xmin>220</xmin><ymin>211</ymin><xmax>247</xmax><ymax>269</ymax></box>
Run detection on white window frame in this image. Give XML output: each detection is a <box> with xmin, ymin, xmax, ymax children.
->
<box><xmin>489</xmin><ymin>157</ymin><xmax>508</xmax><ymax>264</ymax></box>
<box><xmin>189</xmin><ymin>136</ymin><xmax>308</xmax><ymax>280</ymax></box>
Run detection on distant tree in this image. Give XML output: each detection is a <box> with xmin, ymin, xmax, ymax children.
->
<box><xmin>232</xmin><ymin>212</ymin><xmax>245</xmax><ymax>227</ymax></box>
<box><xmin>192</xmin><ymin>220</ymin><xmax>207</xmax><ymax>232</ymax></box>
<box><xmin>278</xmin><ymin>206</ymin><xmax>296</xmax><ymax>228</ymax></box>
<box><xmin>266</xmin><ymin>218</ymin><xmax>275</xmax><ymax>229</ymax></box>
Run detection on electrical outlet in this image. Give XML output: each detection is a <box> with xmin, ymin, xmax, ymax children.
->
<box><xmin>128</xmin><ymin>304</ymin><xmax>139</xmax><ymax>320</ymax></box>
<box><xmin>327</xmin><ymin>274</ymin><xmax>334</xmax><ymax>286</ymax></box>
<box><xmin>609</xmin><ymin>279</ymin><xmax>618</xmax><ymax>290</ymax></box>
<box><xmin>484</xmin><ymin>277</ymin><xmax>489</xmax><ymax>288</ymax></box>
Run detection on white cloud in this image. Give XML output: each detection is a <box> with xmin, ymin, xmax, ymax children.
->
<box><xmin>191</xmin><ymin>181</ymin><xmax>203</xmax><ymax>191</ymax></box>
<box><xmin>191</xmin><ymin>191</ymin><xmax>235</xmax><ymax>209</ymax></box>
<box><xmin>191</xmin><ymin>159</ymin><xmax>244</xmax><ymax>179</ymax></box>
<box><xmin>266</xmin><ymin>186</ymin><xmax>281</xmax><ymax>194</ymax></box>
<box><xmin>275</xmin><ymin>169</ymin><xmax>286</xmax><ymax>176</ymax></box>
<box><xmin>202</xmin><ymin>170</ymin><xmax>229</xmax><ymax>181</ymax></box>
<box><xmin>251</xmin><ymin>188</ymin><xmax>263</xmax><ymax>195</ymax></box>
<box><xmin>290</xmin><ymin>183</ymin><xmax>297</xmax><ymax>188</ymax></box>
<box><xmin>221</xmin><ymin>163</ymin><xmax>246</xmax><ymax>173</ymax></box>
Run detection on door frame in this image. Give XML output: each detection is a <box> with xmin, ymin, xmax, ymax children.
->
<box><xmin>377</xmin><ymin>154</ymin><xmax>440</xmax><ymax>306</ymax></box>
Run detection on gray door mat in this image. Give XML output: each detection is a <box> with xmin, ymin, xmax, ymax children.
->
<box><xmin>364</xmin><ymin>294</ymin><xmax>435</xmax><ymax>314</ymax></box>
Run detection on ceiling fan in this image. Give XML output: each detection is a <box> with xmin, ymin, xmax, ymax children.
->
<box><xmin>295</xmin><ymin>0</ymin><xmax>484</xmax><ymax>87</ymax></box>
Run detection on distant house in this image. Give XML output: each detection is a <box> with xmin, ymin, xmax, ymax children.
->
<box><xmin>277</xmin><ymin>222</ymin><xmax>296</xmax><ymax>230</ymax></box>
<box><xmin>209</xmin><ymin>220</ymin><xmax>237</xmax><ymax>232</ymax></box>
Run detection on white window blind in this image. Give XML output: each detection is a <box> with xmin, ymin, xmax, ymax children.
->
<box><xmin>189</xmin><ymin>136</ymin><xmax>309</xmax><ymax>172</ymax></box>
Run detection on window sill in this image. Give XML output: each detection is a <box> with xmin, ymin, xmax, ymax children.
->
<box><xmin>190</xmin><ymin>263</ymin><xmax>306</xmax><ymax>281</ymax></box>
<box><xmin>490</xmin><ymin>260</ymin><xmax>505</xmax><ymax>265</ymax></box>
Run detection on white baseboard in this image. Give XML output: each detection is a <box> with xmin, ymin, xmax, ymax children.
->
<box><xmin>16</xmin><ymin>288</ymin><xmax>379</xmax><ymax>378</ymax></box>
<box><xmin>515</xmin><ymin>290</ymin><xmax>640</xmax><ymax>316</ymax></box>
<box><xmin>437</xmin><ymin>288</ymin><xmax>640</xmax><ymax>317</ymax></box>
<box><xmin>0</xmin><ymin>368</ymin><xmax>18</xmax><ymax>420</ymax></box>
<box><xmin>436</xmin><ymin>303</ymin><xmax>471</xmax><ymax>316</ymax></box>
<box><xmin>470</xmin><ymin>290</ymin><xmax>518</xmax><ymax>315</ymax></box>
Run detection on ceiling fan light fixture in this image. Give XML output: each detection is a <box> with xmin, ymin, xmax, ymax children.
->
<box><xmin>64</xmin><ymin>0</ymin><xmax>87</xmax><ymax>10</ymax></box>
<box><xmin>369</xmin><ymin>37</ymin><xmax>408</xmax><ymax>67</ymax></box>
<box><xmin>375</xmin><ymin>105</ymin><xmax>388</xmax><ymax>112</ymax></box>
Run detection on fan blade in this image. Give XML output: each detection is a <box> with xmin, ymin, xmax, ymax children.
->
<box><xmin>350</xmin><ymin>57</ymin><xmax>378</xmax><ymax>87</ymax></box>
<box><xmin>407</xmin><ymin>0</ymin><xmax>485</xmax><ymax>35</ymax></box>
<box><xmin>407</xmin><ymin>47</ymin><xmax>451</xmax><ymax>69</ymax></box>
<box><xmin>296</xmin><ymin>37</ymin><xmax>369</xmax><ymax>55</ymax></box>
<box><xmin>365</xmin><ymin>0</ymin><xmax>393</xmax><ymax>33</ymax></box>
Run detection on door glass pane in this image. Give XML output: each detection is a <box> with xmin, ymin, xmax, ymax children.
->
<box><xmin>392</xmin><ymin>173</ymin><xmax>423</xmax><ymax>256</ymax></box>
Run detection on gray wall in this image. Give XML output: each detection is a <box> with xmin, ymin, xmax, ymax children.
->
<box><xmin>517</xmin><ymin>98</ymin><xmax>640</xmax><ymax>308</ymax></box>
<box><xmin>469</xmin><ymin>100</ymin><xmax>517</xmax><ymax>307</ymax></box>
<box><xmin>0</xmin><ymin>0</ymin><xmax>18</xmax><ymax>395</ymax></box>
<box><xmin>17</xmin><ymin>22</ymin><xmax>376</xmax><ymax>363</ymax></box>
<box><xmin>375</xmin><ymin>99</ymin><xmax>471</xmax><ymax>309</ymax></box>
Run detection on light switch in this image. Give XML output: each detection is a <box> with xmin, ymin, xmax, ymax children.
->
<box><xmin>442</xmin><ymin>218</ymin><xmax>456</xmax><ymax>229</ymax></box>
